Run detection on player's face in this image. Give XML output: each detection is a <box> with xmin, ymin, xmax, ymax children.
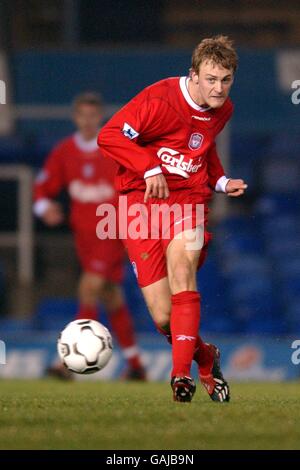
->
<box><xmin>191</xmin><ymin>61</ymin><xmax>234</xmax><ymax>109</ymax></box>
<box><xmin>73</xmin><ymin>104</ymin><xmax>103</xmax><ymax>140</ymax></box>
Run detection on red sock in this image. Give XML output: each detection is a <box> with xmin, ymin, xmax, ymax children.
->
<box><xmin>156</xmin><ymin>322</ymin><xmax>213</xmax><ymax>375</ymax></box>
<box><xmin>170</xmin><ymin>291</ymin><xmax>200</xmax><ymax>378</ymax></box>
<box><xmin>76</xmin><ymin>304</ymin><xmax>98</xmax><ymax>321</ymax></box>
<box><xmin>193</xmin><ymin>336</ymin><xmax>214</xmax><ymax>376</ymax></box>
<box><xmin>109</xmin><ymin>304</ymin><xmax>142</xmax><ymax>370</ymax></box>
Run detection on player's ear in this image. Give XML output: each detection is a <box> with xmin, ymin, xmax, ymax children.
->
<box><xmin>190</xmin><ymin>70</ymin><xmax>199</xmax><ymax>84</ymax></box>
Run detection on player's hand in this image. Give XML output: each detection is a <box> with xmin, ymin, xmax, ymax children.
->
<box><xmin>42</xmin><ymin>202</ymin><xmax>64</xmax><ymax>226</ymax></box>
<box><xmin>225</xmin><ymin>179</ymin><xmax>248</xmax><ymax>197</ymax></box>
<box><xmin>144</xmin><ymin>174</ymin><xmax>169</xmax><ymax>203</ymax></box>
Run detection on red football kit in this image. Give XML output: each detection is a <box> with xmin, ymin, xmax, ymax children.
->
<box><xmin>98</xmin><ymin>76</ymin><xmax>233</xmax><ymax>287</ymax></box>
<box><xmin>33</xmin><ymin>133</ymin><xmax>125</xmax><ymax>281</ymax></box>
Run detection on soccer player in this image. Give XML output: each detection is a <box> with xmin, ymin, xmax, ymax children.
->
<box><xmin>33</xmin><ymin>92</ymin><xmax>146</xmax><ymax>380</ymax></box>
<box><xmin>98</xmin><ymin>36</ymin><xmax>247</xmax><ymax>402</ymax></box>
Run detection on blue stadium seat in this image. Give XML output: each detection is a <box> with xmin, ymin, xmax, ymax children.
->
<box><xmin>230</xmin><ymin>277</ymin><xmax>273</xmax><ymax>303</ymax></box>
<box><xmin>286</xmin><ymin>299</ymin><xmax>300</xmax><ymax>332</ymax></box>
<box><xmin>255</xmin><ymin>193</ymin><xmax>300</xmax><ymax>216</ymax></box>
<box><xmin>29</xmin><ymin>133</ymin><xmax>62</xmax><ymax>167</ymax></box>
<box><xmin>217</xmin><ymin>233</ymin><xmax>264</xmax><ymax>257</ymax></box>
<box><xmin>231</xmin><ymin>294</ymin><xmax>279</xmax><ymax>323</ymax></box>
<box><xmin>0</xmin><ymin>318</ymin><xmax>35</xmax><ymax>332</ymax></box>
<box><xmin>281</xmin><ymin>276</ymin><xmax>300</xmax><ymax>299</ymax></box>
<box><xmin>276</xmin><ymin>257</ymin><xmax>300</xmax><ymax>278</ymax></box>
<box><xmin>221</xmin><ymin>255</ymin><xmax>270</xmax><ymax>279</ymax></box>
<box><xmin>266</xmin><ymin>236</ymin><xmax>299</xmax><ymax>259</ymax></box>
<box><xmin>34</xmin><ymin>298</ymin><xmax>80</xmax><ymax>331</ymax></box>
<box><xmin>201</xmin><ymin>311</ymin><xmax>237</xmax><ymax>334</ymax></box>
<box><xmin>266</xmin><ymin>133</ymin><xmax>300</xmax><ymax>158</ymax></box>
<box><xmin>0</xmin><ymin>136</ymin><xmax>26</xmax><ymax>163</ymax></box>
<box><xmin>216</xmin><ymin>216</ymin><xmax>255</xmax><ymax>238</ymax></box>
<box><xmin>260</xmin><ymin>157</ymin><xmax>300</xmax><ymax>193</ymax></box>
<box><xmin>261</xmin><ymin>214</ymin><xmax>300</xmax><ymax>238</ymax></box>
<box><xmin>244</xmin><ymin>315</ymin><xmax>288</xmax><ymax>335</ymax></box>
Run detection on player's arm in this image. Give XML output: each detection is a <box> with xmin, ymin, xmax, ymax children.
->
<box><xmin>98</xmin><ymin>93</ymin><xmax>169</xmax><ymax>201</ymax></box>
<box><xmin>207</xmin><ymin>143</ymin><xmax>247</xmax><ymax>197</ymax></box>
<box><xmin>33</xmin><ymin>146</ymin><xmax>65</xmax><ymax>226</ymax></box>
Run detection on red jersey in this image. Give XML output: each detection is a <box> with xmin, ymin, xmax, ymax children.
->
<box><xmin>98</xmin><ymin>76</ymin><xmax>233</xmax><ymax>199</ymax></box>
<box><xmin>33</xmin><ymin>133</ymin><xmax>118</xmax><ymax>232</ymax></box>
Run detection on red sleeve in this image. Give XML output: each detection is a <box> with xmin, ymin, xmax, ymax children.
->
<box><xmin>207</xmin><ymin>143</ymin><xmax>226</xmax><ymax>190</ymax></box>
<box><xmin>33</xmin><ymin>144</ymin><xmax>65</xmax><ymax>202</ymax></box>
<box><xmin>98</xmin><ymin>89</ymin><xmax>162</xmax><ymax>175</ymax></box>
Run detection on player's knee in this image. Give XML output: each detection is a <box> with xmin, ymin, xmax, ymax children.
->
<box><xmin>78</xmin><ymin>274</ymin><xmax>105</xmax><ymax>304</ymax></box>
<box><xmin>101</xmin><ymin>283</ymin><xmax>123</xmax><ymax>313</ymax></box>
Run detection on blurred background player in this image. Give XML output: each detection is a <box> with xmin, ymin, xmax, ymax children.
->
<box><xmin>33</xmin><ymin>92</ymin><xmax>146</xmax><ymax>380</ymax></box>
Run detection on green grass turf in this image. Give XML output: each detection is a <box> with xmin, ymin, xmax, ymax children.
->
<box><xmin>0</xmin><ymin>380</ymin><xmax>299</xmax><ymax>450</ymax></box>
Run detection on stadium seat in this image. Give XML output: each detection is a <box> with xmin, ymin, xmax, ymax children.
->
<box><xmin>276</xmin><ymin>257</ymin><xmax>300</xmax><ymax>278</ymax></box>
<box><xmin>255</xmin><ymin>193</ymin><xmax>300</xmax><ymax>216</ymax></box>
<box><xmin>0</xmin><ymin>136</ymin><xmax>26</xmax><ymax>163</ymax></box>
<box><xmin>201</xmin><ymin>310</ymin><xmax>237</xmax><ymax>334</ymax></box>
<box><xmin>260</xmin><ymin>157</ymin><xmax>300</xmax><ymax>193</ymax></box>
<box><xmin>281</xmin><ymin>277</ymin><xmax>300</xmax><ymax>299</ymax></box>
<box><xmin>216</xmin><ymin>216</ymin><xmax>255</xmax><ymax>237</ymax></box>
<box><xmin>0</xmin><ymin>318</ymin><xmax>35</xmax><ymax>332</ymax></box>
<box><xmin>244</xmin><ymin>315</ymin><xmax>288</xmax><ymax>335</ymax></box>
<box><xmin>216</xmin><ymin>233</ymin><xmax>264</xmax><ymax>257</ymax></box>
<box><xmin>266</xmin><ymin>132</ymin><xmax>300</xmax><ymax>158</ymax></box>
<box><xmin>286</xmin><ymin>299</ymin><xmax>300</xmax><ymax>332</ymax></box>
<box><xmin>261</xmin><ymin>214</ymin><xmax>300</xmax><ymax>238</ymax></box>
<box><xmin>266</xmin><ymin>237</ymin><xmax>300</xmax><ymax>260</ymax></box>
<box><xmin>34</xmin><ymin>298</ymin><xmax>80</xmax><ymax>331</ymax></box>
<box><xmin>221</xmin><ymin>255</ymin><xmax>270</xmax><ymax>279</ymax></box>
<box><xmin>29</xmin><ymin>133</ymin><xmax>62</xmax><ymax>167</ymax></box>
<box><xmin>230</xmin><ymin>277</ymin><xmax>273</xmax><ymax>303</ymax></box>
<box><xmin>231</xmin><ymin>294</ymin><xmax>279</xmax><ymax>323</ymax></box>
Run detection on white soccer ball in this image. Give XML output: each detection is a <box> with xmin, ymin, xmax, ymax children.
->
<box><xmin>57</xmin><ymin>319</ymin><xmax>113</xmax><ymax>374</ymax></box>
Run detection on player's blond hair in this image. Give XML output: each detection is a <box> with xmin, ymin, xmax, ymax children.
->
<box><xmin>72</xmin><ymin>92</ymin><xmax>103</xmax><ymax>110</ymax></box>
<box><xmin>191</xmin><ymin>35</ymin><xmax>238</xmax><ymax>73</ymax></box>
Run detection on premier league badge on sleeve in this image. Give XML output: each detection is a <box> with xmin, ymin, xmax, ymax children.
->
<box><xmin>122</xmin><ymin>122</ymin><xmax>139</xmax><ymax>140</ymax></box>
<box><xmin>188</xmin><ymin>133</ymin><xmax>203</xmax><ymax>150</ymax></box>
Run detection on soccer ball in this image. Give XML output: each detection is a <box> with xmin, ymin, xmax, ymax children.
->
<box><xmin>57</xmin><ymin>319</ymin><xmax>113</xmax><ymax>374</ymax></box>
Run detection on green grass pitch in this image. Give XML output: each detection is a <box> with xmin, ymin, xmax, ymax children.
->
<box><xmin>0</xmin><ymin>380</ymin><xmax>299</xmax><ymax>450</ymax></box>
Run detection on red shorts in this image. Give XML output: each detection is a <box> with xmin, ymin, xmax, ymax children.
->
<box><xmin>120</xmin><ymin>190</ymin><xmax>212</xmax><ymax>287</ymax></box>
<box><xmin>74</xmin><ymin>230</ymin><xmax>125</xmax><ymax>283</ymax></box>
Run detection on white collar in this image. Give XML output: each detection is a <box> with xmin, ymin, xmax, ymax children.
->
<box><xmin>179</xmin><ymin>76</ymin><xmax>211</xmax><ymax>112</ymax></box>
<box><xmin>74</xmin><ymin>132</ymin><xmax>99</xmax><ymax>152</ymax></box>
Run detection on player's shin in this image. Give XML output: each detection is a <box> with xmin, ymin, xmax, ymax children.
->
<box><xmin>170</xmin><ymin>291</ymin><xmax>200</xmax><ymax>377</ymax></box>
<box><xmin>109</xmin><ymin>304</ymin><xmax>143</xmax><ymax>371</ymax></box>
<box><xmin>155</xmin><ymin>319</ymin><xmax>214</xmax><ymax>375</ymax></box>
<box><xmin>193</xmin><ymin>336</ymin><xmax>214</xmax><ymax>375</ymax></box>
